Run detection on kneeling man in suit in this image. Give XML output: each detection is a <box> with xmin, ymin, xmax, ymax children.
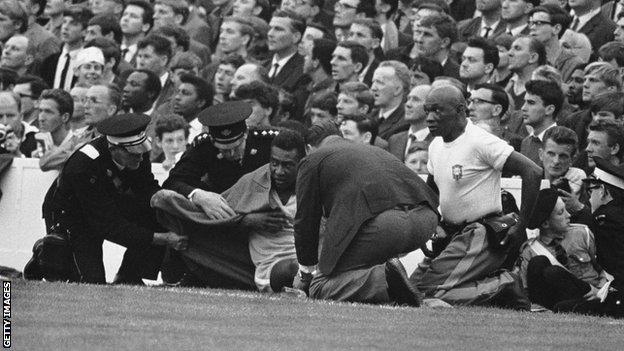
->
<box><xmin>293</xmin><ymin>121</ymin><xmax>439</xmax><ymax>306</ymax></box>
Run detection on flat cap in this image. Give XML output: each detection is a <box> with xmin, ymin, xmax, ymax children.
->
<box><xmin>198</xmin><ymin>101</ymin><xmax>252</xmax><ymax>144</ymax></box>
<box><xmin>527</xmin><ymin>188</ymin><xmax>559</xmax><ymax>230</ymax></box>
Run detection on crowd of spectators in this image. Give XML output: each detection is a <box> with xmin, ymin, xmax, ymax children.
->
<box><xmin>1</xmin><ymin>0</ymin><xmax>623</xmax><ymax>318</ymax></box>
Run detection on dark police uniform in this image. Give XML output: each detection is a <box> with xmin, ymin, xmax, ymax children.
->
<box><xmin>43</xmin><ymin>114</ymin><xmax>164</xmax><ymax>284</ymax></box>
<box><xmin>163</xmin><ymin>101</ymin><xmax>276</xmax><ymax>196</ymax></box>
<box><xmin>161</xmin><ymin>101</ymin><xmax>277</xmax><ymax>287</ymax></box>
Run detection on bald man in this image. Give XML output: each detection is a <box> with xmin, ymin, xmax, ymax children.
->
<box><xmin>409</xmin><ymin>85</ymin><xmax>542</xmax><ymax>309</ymax></box>
<box><xmin>388</xmin><ymin>85</ymin><xmax>432</xmax><ymax>161</ymax></box>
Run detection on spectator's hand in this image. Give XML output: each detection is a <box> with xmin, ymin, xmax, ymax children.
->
<box><xmin>241</xmin><ymin>211</ymin><xmax>290</xmax><ymax>231</ymax></box>
<box><xmin>557</xmin><ymin>188</ymin><xmax>584</xmax><ymax>213</ymax></box>
<box><xmin>191</xmin><ymin>190</ymin><xmax>236</xmax><ymax>220</ymax></box>
<box><xmin>584</xmin><ymin>284</ymin><xmax>599</xmax><ymax>301</ymax></box>
<box><xmin>154</xmin><ymin>232</ymin><xmax>188</xmax><ymax>251</ymax></box>
<box><xmin>292</xmin><ymin>270</ymin><xmax>313</xmax><ymax>296</ymax></box>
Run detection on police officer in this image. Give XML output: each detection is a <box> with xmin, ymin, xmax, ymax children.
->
<box><xmin>585</xmin><ymin>157</ymin><xmax>624</xmax><ymax>292</ymax></box>
<box><xmin>43</xmin><ymin>113</ymin><xmax>188</xmax><ymax>284</ymax></box>
<box><xmin>163</xmin><ymin>101</ymin><xmax>277</xmax><ymax>219</ymax></box>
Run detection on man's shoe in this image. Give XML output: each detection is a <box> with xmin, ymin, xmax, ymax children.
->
<box><xmin>385</xmin><ymin>258</ymin><xmax>422</xmax><ymax>307</ymax></box>
<box><xmin>177</xmin><ymin>272</ymin><xmax>208</xmax><ymax>288</ymax></box>
<box><xmin>112</xmin><ymin>273</ymin><xmax>145</xmax><ymax>286</ymax></box>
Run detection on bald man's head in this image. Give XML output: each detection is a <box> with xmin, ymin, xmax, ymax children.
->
<box><xmin>426</xmin><ymin>85</ymin><xmax>466</xmax><ymax>109</ymax></box>
<box><xmin>424</xmin><ymin>85</ymin><xmax>468</xmax><ymax>141</ymax></box>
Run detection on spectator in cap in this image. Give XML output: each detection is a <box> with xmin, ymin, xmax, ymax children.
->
<box><xmin>516</xmin><ymin>188</ymin><xmax>612</xmax><ymax>313</ymax></box>
<box><xmin>84</xmin><ymin>37</ymin><xmax>125</xmax><ymax>86</ymax></box>
<box><xmin>73</xmin><ymin>46</ymin><xmax>106</xmax><ymax>88</ymax></box>
<box><xmin>39</xmin><ymin>112</ymin><xmax>188</xmax><ymax>284</ymax></box>
<box><xmin>0</xmin><ymin>34</ymin><xmax>34</xmax><ymax>76</ymax></box>
<box><xmin>122</xmin><ymin>68</ymin><xmax>161</xmax><ymax>115</ymax></box>
<box><xmin>39</xmin><ymin>5</ymin><xmax>93</xmax><ymax>91</ymax></box>
<box><xmin>119</xmin><ymin>0</ymin><xmax>153</xmax><ymax>66</ymax></box>
<box><xmin>21</xmin><ymin>0</ymin><xmax>63</xmax><ymax>68</ymax></box>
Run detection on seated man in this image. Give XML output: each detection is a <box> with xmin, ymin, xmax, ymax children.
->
<box><xmin>153</xmin><ymin>129</ymin><xmax>305</xmax><ymax>292</ymax></box>
<box><xmin>516</xmin><ymin>188</ymin><xmax>621</xmax><ymax>317</ymax></box>
<box><xmin>40</xmin><ymin>113</ymin><xmax>187</xmax><ymax>284</ymax></box>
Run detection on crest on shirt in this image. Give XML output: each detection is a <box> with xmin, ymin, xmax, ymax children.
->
<box><xmin>452</xmin><ymin>164</ymin><xmax>463</xmax><ymax>181</ymax></box>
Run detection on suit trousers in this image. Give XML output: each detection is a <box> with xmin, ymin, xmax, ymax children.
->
<box><xmin>527</xmin><ymin>255</ymin><xmax>590</xmax><ymax>309</ymax></box>
<box><xmin>410</xmin><ymin>222</ymin><xmax>512</xmax><ymax>306</ymax></box>
<box><xmin>309</xmin><ymin>205</ymin><xmax>437</xmax><ymax>304</ymax></box>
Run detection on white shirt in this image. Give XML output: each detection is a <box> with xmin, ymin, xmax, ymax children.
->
<box><xmin>359</xmin><ymin>60</ymin><xmax>373</xmax><ymax>82</ymax></box>
<box><xmin>159</xmin><ymin>72</ymin><xmax>169</xmax><ymax>89</ymax></box>
<box><xmin>121</xmin><ymin>43</ymin><xmax>138</xmax><ymax>63</ymax></box>
<box><xmin>53</xmin><ymin>45</ymin><xmax>81</xmax><ymax>90</ymax></box>
<box><xmin>480</xmin><ymin>19</ymin><xmax>500</xmax><ymax>37</ymax></box>
<box><xmin>428</xmin><ymin>122</ymin><xmax>513</xmax><ymax>224</ymax></box>
<box><xmin>573</xmin><ymin>7</ymin><xmax>602</xmax><ymax>31</ymax></box>
<box><xmin>405</xmin><ymin>126</ymin><xmax>430</xmax><ymax>156</ymax></box>
<box><xmin>188</xmin><ymin>118</ymin><xmax>203</xmax><ymax>142</ymax></box>
<box><xmin>528</xmin><ymin>122</ymin><xmax>557</xmax><ymax>142</ymax></box>
<box><xmin>269</xmin><ymin>52</ymin><xmax>296</xmax><ymax>78</ymax></box>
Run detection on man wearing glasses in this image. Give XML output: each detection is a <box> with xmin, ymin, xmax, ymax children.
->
<box><xmin>410</xmin><ymin>85</ymin><xmax>542</xmax><ymax>308</ymax></box>
<box><xmin>527</xmin><ymin>5</ymin><xmax>583</xmax><ymax>82</ymax></box>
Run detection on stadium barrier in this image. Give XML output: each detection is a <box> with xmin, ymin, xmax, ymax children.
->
<box><xmin>0</xmin><ymin>158</ymin><xmax>524</xmax><ymax>282</ymax></box>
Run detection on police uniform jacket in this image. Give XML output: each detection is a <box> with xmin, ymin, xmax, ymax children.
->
<box><xmin>163</xmin><ymin>129</ymin><xmax>275</xmax><ymax>197</ymax></box>
<box><xmin>593</xmin><ymin>201</ymin><xmax>624</xmax><ymax>290</ymax></box>
<box><xmin>45</xmin><ymin>136</ymin><xmax>159</xmax><ymax>249</ymax></box>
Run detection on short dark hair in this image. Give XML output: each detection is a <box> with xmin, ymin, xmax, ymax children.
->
<box><xmin>152</xmin><ymin>24</ymin><xmax>190</xmax><ymax>51</ymax></box>
<box><xmin>63</xmin><ymin>5</ymin><xmax>93</xmax><ymax>29</ymax></box>
<box><xmin>84</xmin><ymin>37</ymin><xmax>122</xmax><ymax>73</ymax></box>
<box><xmin>343</xmin><ymin>114</ymin><xmax>379</xmax><ymax>144</ymax></box>
<box><xmin>378</xmin><ymin>0</ymin><xmax>398</xmax><ymax>18</ymax></box>
<box><xmin>466</xmin><ymin>37</ymin><xmax>499</xmax><ymax>68</ymax></box>
<box><xmin>88</xmin><ymin>14</ymin><xmax>122</xmax><ymax>44</ymax></box>
<box><xmin>410</xmin><ymin>57</ymin><xmax>444</xmax><ymax>83</ymax></box>
<box><xmin>130</xmin><ymin>68</ymin><xmax>162</xmax><ymax>98</ymax></box>
<box><xmin>525</xmin><ymin>36</ymin><xmax>548</xmax><ymax>66</ymax></box>
<box><xmin>529</xmin><ymin>4</ymin><xmax>571</xmax><ymax>39</ymax></box>
<box><xmin>542</xmin><ymin>126</ymin><xmax>578</xmax><ymax>156</ymax></box>
<box><xmin>590</xmin><ymin>91</ymin><xmax>624</xmax><ymax>118</ymax></box>
<box><xmin>309</xmin><ymin>91</ymin><xmax>337</xmax><ymax>116</ymax></box>
<box><xmin>340</xmin><ymin>81</ymin><xmax>374</xmax><ymax>113</ymax></box>
<box><xmin>235</xmin><ymin>81</ymin><xmax>279</xmax><ymax>116</ymax></box>
<box><xmin>312</xmin><ymin>38</ymin><xmax>337</xmax><ymax>75</ymax></box>
<box><xmin>272</xmin><ymin>128</ymin><xmax>306</xmax><ymax>159</ymax></box>
<box><xmin>306</xmin><ymin>119</ymin><xmax>341</xmax><ymax>146</ymax></box>
<box><xmin>179</xmin><ymin>73</ymin><xmax>213</xmax><ymax>110</ymax></box>
<box><xmin>525</xmin><ymin>79</ymin><xmax>563</xmax><ymax>116</ymax></box>
<box><xmin>271</xmin><ymin>9</ymin><xmax>306</xmax><ymax>37</ymax></box>
<box><xmin>336</xmin><ymin>41</ymin><xmax>368</xmax><ymax>72</ymax></box>
<box><xmin>104</xmin><ymin>83</ymin><xmax>122</xmax><ymax>111</ymax></box>
<box><xmin>15</xmin><ymin>74</ymin><xmax>49</xmax><ymax>99</ymax></box>
<box><xmin>137</xmin><ymin>34</ymin><xmax>173</xmax><ymax>61</ymax></box>
<box><xmin>474</xmin><ymin>83</ymin><xmax>509</xmax><ymax>116</ymax></box>
<box><xmin>588</xmin><ymin>119</ymin><xmax>624</xmax><ymax>161</ymax></box>
<box><xmin>219</xmin><ymin>54</ymin><xmax>246</xmax><ymax>70</ymax></box>
<box><xmin>154</xmin><ymin>113</ymin><xmax>190</xmax><ymax>139</ymax></box>
<box><xmin>418</xmin><ymin>13</ymin><xmax>458</xmax><ymax>46</ymax></box>
<box><xmin>599</xmin><ymin>41</ymin><xmax>624</xmax><ymax>67</ymax></box>
<box><xmin>40</xmin><ymin>89</ymin><xmax>74</xmax><ymax>118</ymax></box>
<box><xmin>351</xmin><ymin>18</ymin><xmax>383</xmax><ymax>40</ymax></box>
<box><xmin>124</xmin><ymin>0</ymin><xmax>154</xmax><ymax>30</ymax></box>
<box><xmin>155</xmin><ymin>0</ymin><xmax>190</xmax><ymax>24</ymax></box>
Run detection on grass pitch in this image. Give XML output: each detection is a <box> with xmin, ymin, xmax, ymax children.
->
<box><xmin>10</xmin><ymin>280</ymin><xmax>624</xmax><ymax>350</ymax></box>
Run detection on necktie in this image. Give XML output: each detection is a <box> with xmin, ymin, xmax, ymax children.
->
<box><xmin>58</xmin><ymin>52</ymin><xmax>70</xmax><ymax>89</ymax></box>
<box><xmin>121</xmin><ymin>48</ymin><xmax>129</xmax><ymax>61</ymax></box>
<box><xmin>270</xmin><ymin>63</ymin><xmax>280</xmax><ymax>80</ymax></box>
<box><xmin>506</xmin><ymin>28</ymin><xmax>513</xmax><ymax>36</ymax></box>
<box><xmin>571</xmin><ymin>17</ymin><xmax>580</xmax><ymax>31</ymax></box>
<box><xmin>551</xmin><ymin>239</ymin><xmax>568</xmax><ymax>266</ymax></box>
<box><xmin>483</xmin><ymin>26</ymin><xmax>492</xmax><ymax>38</ymax></box>
<box><xmin>409</xmin><ymin>134</ymin><xmax>417</xmax><ymax>143</ymax></box>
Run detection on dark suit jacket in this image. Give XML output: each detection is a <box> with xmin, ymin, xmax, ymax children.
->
<box><xmin>294</xmin><ymin>136</ymin><xmax>439</xmax><ymax>274</ymax></box>
<box><xmin>266</xmin><ymin>53</ymin><xmax>305</xmax><ymax>92</ymax></box>
<box><xmin>578</xmin><ymin>12</ymin><xmax>616</xmax><ymax>53</ymax></box>
<box><xmin>387</xmin><ymin>130</ymin><xmax>434</xmax><ymax>162</ymax></box>
<box><xmin>520</xmin><ymin>134</ymin><xmax>542</xmax><ymax>166</ymax></box>
<box><xmin>443</xmin><ymin>57</ymin><xmax>461</xmax><ymax>80</ymax></box>
<box><xmin>376</xmin><ymin>104</ymin><xmax>410</xmax><ymax>140</ymax></box>
<box><xmin>362</xmin><ymin>58</ymin><xmax>380</xmax><ymax>87</ymax></box>
<box><xmin>154</xmin><ymin>77</ymin><xmax>176</xmax><ymax>110</ymax></box>
<box><xmin>39</xmin><ymin>50</ymin><xmax>76</xmax><ymax>89</ymax></box>
<box><xmin>458</xmin><ymin>17</ymin><xmax>506</xmax><ymax>41</ymax></box>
